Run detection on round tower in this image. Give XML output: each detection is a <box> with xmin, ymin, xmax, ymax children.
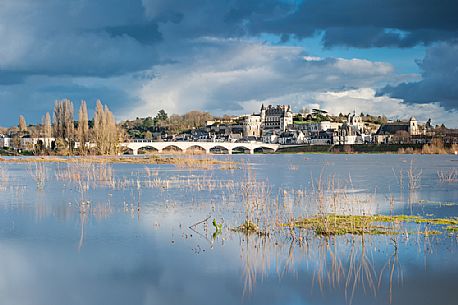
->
<box><xmin>409</xmin><ymin>117</ymin><xmax>419</xmax><ymax>135</ymax></box>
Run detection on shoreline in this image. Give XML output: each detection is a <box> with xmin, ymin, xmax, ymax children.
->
<box><xmin>1</xmin><ymin>143</ymin><xmax>457</xmax><ymax>159</ymax></box>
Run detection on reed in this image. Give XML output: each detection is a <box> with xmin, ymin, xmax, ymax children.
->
<box><xmin>28</xmin><ymin>162</ymin><xmax>47</xmax><ymax>190</ymax></box>
<box><xmin>0</xmin><ymin>165</ymin><xmax>8</xmax><ymax>191</ymax></box>
<box><xmin>437</xmin><ymin>168</ymin><xmax>457</xmax><ymax>183</ymax></box>
<box><xmin>407</xmin><ymin>159</ymin><xmax>422</xmax><ymax>190</ymax></box>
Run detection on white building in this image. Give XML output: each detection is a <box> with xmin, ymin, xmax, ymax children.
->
<box><xmin>262</xmin><ymin>130</ymin><xmax>279</xmax><ymax>144</ymax></box>
<box><xmin>294</xmin><ymin>121</ymin><xmax>342</xmax><ymax>133</ymax></box>
<box><xmin>261</xmin><ymin>104</ymin><xmax>293</xmax><ymax>132</ymax></box>
<box><xmin>278</xmin><ymin>130</ymin><xmax>306</xmax><ymax>145</ymax></box>
<box><xmin>347</xmin><ymin>111</ymin><xmax>364</xmax><ymax>131</ymax></box>
<box><xmin>374</xmin><ymin>117</ymin><xmax>421</xmax><ymax>144</ymax></box>
<box><xmin>243</xmin><ymin>104</ymin><xmax>294</xmax><ymax>138</ymax></box>
<box><xmin>242</xmin><ymin>115</ymin><xmax>262</xmax><ymax>138</ymax></box>
<box><xmin>0</xmin><ymin>135</ymin><xmax>11</xmax><ymax>148</ymax></box>
<box><xmin>20</xmin><ymin>137</ymin><xmax>56</xmax><ymax>150</ymax></box>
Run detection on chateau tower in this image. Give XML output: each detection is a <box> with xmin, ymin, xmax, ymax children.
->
<box><xmin>408</xmin><ymin>117</ymin><xmax>419</xmax><ymax>135</ymax></box>
<box><xmin>260</xmin><ymin>104</ymin><xmax>266</xmax><ymax>122</ymax></box>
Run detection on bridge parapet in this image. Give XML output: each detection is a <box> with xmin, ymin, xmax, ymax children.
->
<box><xmin>120</xmin><ymin>141</ymin><xmax>279</xmax><ymax>155</ymax></box>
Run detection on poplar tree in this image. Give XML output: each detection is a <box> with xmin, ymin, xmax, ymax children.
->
<box><xmin>104</xmin><ymin>105</ymin><xmax>118</xmax><ymax>155</ymax></box>
<box><xmin>77</xmin><ymin>100</ymin><xmax>89</xmax><ymax>154</ymax></box>
<box><xmin>42</xmin><ymin>112</ymin><xmax>52</xmax><ymax>138</ymax></box>
<box><xmin>18</xmin><ymin>115</ymin><xmax>27</xmax><ymax>133</ymax></box>
<box><xmin>92</xmin><ymin>100</ymin><xmax>118</xmax><ymax>155</ymax></box>
<box><xmin>93</xmin><ymin>100</ymin><xmax>105</xmax><ymax>154</ymax></box>
<box><xmin>53</xmin><ymin>99</ymin><xmax>75</xmax><ymax>152</ymax></box>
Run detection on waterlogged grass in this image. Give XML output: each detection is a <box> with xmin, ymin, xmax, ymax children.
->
<box><xmin>446</xmin><ymin>225</ymin><xmax>458</xmax><ymax>232</ymax></box>
<box><xmin>232</xmin><ymin>220</ymin><xmax>270</xmax><ymax>236</ymax></box>
<box><xmin>0</xmin><ymin>155</ymin><xmax>237</xmax><ymax>169</ymax></box>
<box><xmin>286</xmin><ymin>214</ymin><xmax>458</xmax><ymax>236</ymax></box>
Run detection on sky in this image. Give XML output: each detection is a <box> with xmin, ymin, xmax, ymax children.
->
<box><xmin>0</xmin><ymin>0</ymin><xmax>457</xmax><ymax>127</ymax></box>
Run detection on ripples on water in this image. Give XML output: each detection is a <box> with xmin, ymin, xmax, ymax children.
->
<box><xmin>0</xmin><ymin>154</ymin><xmax>457</xmax><ymax>305</ymax></box>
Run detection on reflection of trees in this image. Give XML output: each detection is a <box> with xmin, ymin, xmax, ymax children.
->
<box><xmin>239</xmin><ymin>233</ymin><xmax>407</xmax><ymax>304</ymax></box>
<box><xmin>78</xmin><ymin>204</ymin><xmax>88</xmax><ymax>252</ymax></box>
<box><xmin>77</xmin><ymin>201</ymin><xmax>113</xmax><ymax>251</ymax></box>
<box><xmin>240</xmin><ymin>234</ymin><xmax>272</xmax><ymax>297</ymax></box>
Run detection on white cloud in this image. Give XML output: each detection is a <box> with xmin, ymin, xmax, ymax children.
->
<box><xmin>303</xmin><ymin>56</ymin><xmax>322</xmax><ymax>61</ymax></box>
<box><xmin>334</xmin><ymin>58</ymin><xmax>393</xmax><ymax>75</ymax></box>
<box><xmin>129</xmin><ymin>39</ymin><xmax>408</xmax><ymax>119</ymax></box>
<box><xmin>310</xmin><ymin>88</ymin><xmax>458</xmax><ymax>127</ymax></box>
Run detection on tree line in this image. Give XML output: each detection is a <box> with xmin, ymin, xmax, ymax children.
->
<box><xmin>12</xmin><ymin>99</ymin><xmax>121</xmax><ymax>155</ymax></box>
<box><xmin>121</xmin><ymin>110</ymin><xmax>213</xmax><ymax>139</ymax></box>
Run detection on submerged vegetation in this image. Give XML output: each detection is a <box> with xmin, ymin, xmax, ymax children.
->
<box><xmin>287</xmin><ymin>214</ymin><xmax>458</xmax><ymax>236</ymax></box>
<box><xmin>232</xmin><ymin>220</ymin><xmax>262</xmax><ymax>235</ymax></box>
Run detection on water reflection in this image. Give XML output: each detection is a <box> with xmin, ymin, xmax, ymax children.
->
<box><xmin>0</xmin><ymin>154</ymin><xmax>457</xmax><ymax>305</ymax></box>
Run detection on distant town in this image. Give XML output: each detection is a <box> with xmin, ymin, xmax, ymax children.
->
<box><xmin>1</xmin><ymin>100</ymin><xmax>457</xmax><ymax>155</ymax></box>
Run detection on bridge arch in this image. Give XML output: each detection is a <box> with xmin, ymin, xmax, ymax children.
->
<box><xmin>232</xmin><ymin>146</ymin><xmax>252</xmax><ymax>154</ymax></box>
<box><xmin>186</xmin><ymin>145</ymin><xmax>208</xmax><ymax>154</ymax></box>
<box><xmin>138</xmin><ymin>145</ymin><xmax>160</xmax><ymax>154</ymax></box>
<box><xmin>209</xmin><ymin>145</ymin><xmax>230</xmax><ymax>154</ymax></box>
<box><xmin>162</xmin><ymin>145</ymin><xmax>183</xmax><ymax>153</ymax></box>
<box><xmin>254</xmin><ymin>146</ymin><xmax>276</xmax><ymax>154</ymax></box>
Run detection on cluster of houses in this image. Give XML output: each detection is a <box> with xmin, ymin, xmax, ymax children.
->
<box><xmin>0</xmin><ymin>135</ymin><xmax>56</xmax><ymax>151</ymax></box>
<box><xmin>1</xmin><ymin>104</ymin><xmax>457</xmax><ymax>152</ymax></box>
<box><xmin>172</xmin><ymin>104</ymin><xmax>456</xmax><ymax>146</ymax></box>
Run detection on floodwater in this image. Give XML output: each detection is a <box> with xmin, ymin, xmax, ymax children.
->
<box><xmin>0</xmin><ymin>154</ymin><xmax>457</xmax><ymax>305</ymax></box>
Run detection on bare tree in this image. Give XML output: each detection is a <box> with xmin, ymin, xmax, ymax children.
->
<box><xmin>92</xmin><ymin>100</ymin><xmax>105</xmax><ymax>154</ymax></box>
<box><xmin>42</xmin><ymin>112</ymin><xmax>52</xmax><ymax>138</ymax></box>
<box><xmin>77</xmin><ymin>100</ymin><xmax>89</xmax><ymax>154</ymax></box>
<box><xmin>18</xmin><ymin>115</ymin><xmax>27</xmax><ymax>133</ymax></box>
<box><xmin>92</xmin><ymin>100</ymin><xmax>119</xmax><ymax>155</ymax></box>
<box><xmin>104</xmin><ymin>105</ymin><xmax>118</xmax><ymax>155</ymax></box>
<box><xmin>53</xmin><ymin>99</ymin><xmax>75</xmax><ymax>152</ymax></box>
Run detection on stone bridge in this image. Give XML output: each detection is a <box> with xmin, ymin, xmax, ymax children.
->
<box><xmin>121</xmin><ymin>140</ymin><xmax>280</xmax><ymax>155</ymax></box>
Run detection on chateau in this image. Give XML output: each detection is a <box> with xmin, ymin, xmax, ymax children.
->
<box><xmin>243</xmin><ymin>104</ymin><xmax>293</xmax><ymax>138</ymax></box>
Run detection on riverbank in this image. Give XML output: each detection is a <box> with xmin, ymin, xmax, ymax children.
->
<box><xmin>277</xmin><ymin>143</ymin><xmax>458</xmax><ymax>154</ymax></box>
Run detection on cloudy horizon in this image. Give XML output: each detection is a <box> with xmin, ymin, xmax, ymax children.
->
<box><xmin>0</xmin><ymin>0</ymin><xmax>457</xmax><ymax>127</ymax></box>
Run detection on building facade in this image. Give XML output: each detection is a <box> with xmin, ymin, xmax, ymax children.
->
<box><xmin>261</xmin><ymin>104</ymin><xmax>293</xmax><ymax>131</ymax></box>
<box><xmin>374</xmin><ymin>117</ymin><xmax>420</xmax><ymax>144</ymax></box>
<box><xmin>243</xmin><ymin>104</ymin><xmax>293</xmax><ymax>138</ymax></box>
<box><xmin>242</xmin><ymin>115</ymin><xmax>262</xmax><ymax>138</ymax></box>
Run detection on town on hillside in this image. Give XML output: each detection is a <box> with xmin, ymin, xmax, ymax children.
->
<box><xmin>1</xmin><ymin>101</ymin><xmax>457</xmax><ymax>154</ymax></box>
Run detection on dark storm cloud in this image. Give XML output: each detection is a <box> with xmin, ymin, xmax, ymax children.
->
<box><xmin>380</xmin><ymin>42</ymin><xmax>458</xmax><ymax>110</ymax></box>
<box><xmin>320</xmin><ymin>28</ymin><xmax>456</xmax><ymax>48</ymax></box>
<box><xmin>1</xmin><ymin>0</ymin><xmax>456</xmax><ymax>82</ymax></box>
<box><xmin>258</xmin><ymin>0</ymin><xmax>458</xmax><ymax>48</ymax></box>
<box><xmin>0</xmin><ymin>75</ymin><xmax>135</xmax><ymax>125</ymax></box>
<box><xmin>0</xmin><ymin>71</ymin><xmax>27</xmax><ymax>85</ymax></box>
<box><xmin>0</xmin><ymin>0</ymin><xmax>457</xmax><ymax>124</ymax></box>
<box><xmin>105</xmin><ymin>23</ymin><xmax>163</xmax><ymax>44</ymax></box>
<box><xmin>0</xmin><ymin>0</ymin><xmax>160</xmax><ymax>79</ymax></box>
